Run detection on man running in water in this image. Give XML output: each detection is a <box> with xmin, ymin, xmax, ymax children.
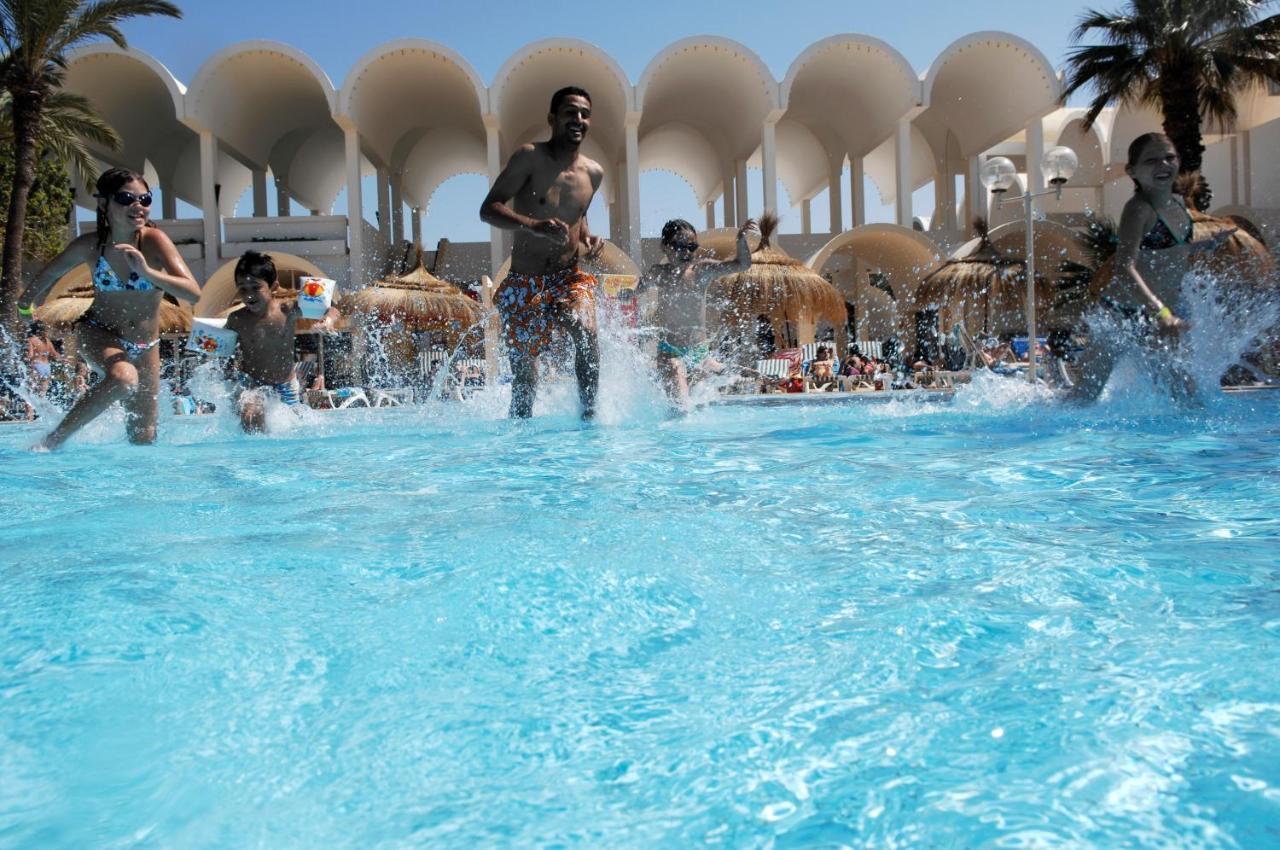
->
<box><xmin>480</xmin><ymin>86</ymin><xmax>605</xmax><ymax>419</ymax></box>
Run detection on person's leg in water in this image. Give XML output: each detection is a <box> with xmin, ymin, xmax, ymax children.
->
<box><xmin>38</xmin><ymin>324</ymin><xmax>147</xmax><ymax>450</ymax></box>
<box><xmin>556</xmin><ymin>302</ymin><xmax>598</xmax><ymax>420</ymax></box>
<box><xmin>508</xmin><ymin>350</ymin><xmax>539</xmax><ymax>419</ymax></box>
<box><xmin>657</xmin><ymin>354</ymin><xmax>691</xmax><ymax>413</ymax></box>
<box><xmin>123</xmin><ymin>343</ymin><xmax>161</xmax><ymax>444</ymax></box>
<box><xmin>237</xmin><ymin>388</ymin><xmax>267</xmax><ymax>433</ymax></box>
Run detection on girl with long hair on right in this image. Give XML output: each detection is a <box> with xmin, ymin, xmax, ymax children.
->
<box><xmin>1073</xmin><ymin>133</ymin><xmax>1235</xmax><ymax>401</ymax></box>
<box><xmin>17</xmin><ymin>168</ymin><xmax>200</xmax><ymax>449</ymax></box>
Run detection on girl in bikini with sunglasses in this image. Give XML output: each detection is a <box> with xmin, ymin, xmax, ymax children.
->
<box><xmin>1073</xmin><ymin>133</ymin><xmax>1236</xmax><ymax>402</ymax></box>
<box><xmin>19</xmin><ymin>168</ymin><xmax>200</xmax><ymax>449</ymax></box>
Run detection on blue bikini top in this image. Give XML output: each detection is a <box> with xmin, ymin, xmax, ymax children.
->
<box><xmin>93</xmin><ymin>253</ymin><xmax>154</xmax><ymax>292</ymax></box>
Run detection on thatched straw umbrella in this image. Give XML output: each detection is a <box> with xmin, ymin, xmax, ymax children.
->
<box><xmin>916</xmin><ymin>219</ymin><xmax>1049</xmax><ymax>336</ymax></box>
<box><xmin>708</xmin><ymin>211</ymin><xmax>846</xmax><ymax>349</ymax></box>
<box><xmin>346</xmin><ymin>254</ymin><xmax>483</xmax><ymax>337</ymax></box>
<box><xmin>36</xmin><ymin>285</ymin><xmax>193</xmax><ymax>338</ymax></box>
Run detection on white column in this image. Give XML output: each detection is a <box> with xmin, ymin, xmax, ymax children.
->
<box><xmin>801</xmin><ymin>198</ymin><xmax>812</xmax><ymax>234</ymax></box>
<box><xmin>275</xmin><ymin>179</ymin><xmax>290</xmax><ymax>217</ymax></box>
<box><xmin>1026</xmin><ymin>117</ymin><xmax>1045</xmax><ymax>194</ymax></box>
<box><xmin>252</xmin><ymin>169</ymin><xmax>268</xmax><ymax>218</ymax></box>
<box><xmin>609</xmin><ymin>201</ymin><xmax>622</xmax><ymax>244</ymax></box>
<box><xmin>851</xmin><ymin>157</ymin><xmax>865</xmax><ymax>227</ymax></box>
<box><xmin>893</xmin><ymin>119</ymin><xmax>913</xmax><ymax>227</ymax></box>
<box><xmin>485</xmin><ymin>124</ymin><xmax>504</xmax><ymax>277</ymax></box>
<box><xmin>735</xmin><ymin>159</ymin><xmax>749</xmax><ymax>224</ymax></box>
<box><xmin>761</xmin><ymin>120</ymin><xmax>779</xmax><ymax>213</ymax></box>
<box><xmin>615</xmin><ymin>159</ymin><xmax>630</xmax><ymax>249</ymax></box>
<box><xmin>343</xmin><ymin>127</ymin><xmax>365</xmax><ymax>289</ymax></box>
<box><xmin>705</xmin><ymin>202</ymin><xmax>715</xmax><ymax>231</ymax></box>
<box><xmin>828</xmin><ymin>158</ymin><xmax>844</xmax><ymax>233</ymax></box>
<box><xmin>67</xmin><ymin>188</ymin><xmax>79</xmax><ymax>242</ymax></box>
<box><xmin>161</xmin><ymin>183</ymin><xmax>177</xmax><ymax>220</ymax></box>
<box><xmin>624</xmin><ymin>119</ymin><xmax>642</xmax><ymax>265</ymax></box>
<box><xmin>966</xmin><ymin>156</ymin><xmax>984</xmax><ymax>233</ymax></box>
<box><xmin>198</xmin><ymin>130</ymin><xmax>220</xmax><ymax>281</ymax></box>
<box><xmin>390</xmin><ymin>175</ymin><xmax>404</xmax><ymax>247</ymax></box>
<box><xmin>1241</xmin><ymin>129</ymin><xmax>1253</xmax><ymax>207</ymax></box>
<box><xmin>1230</xmin><ymin>135</ymin><xmax>1240</xmax><ymax>206</ymax></box>
<box><xmin>376</xmin><ymin>167</ymin><xmax>391</xmax><ymax>247</ymax></box>
<box><xmin>941</xmin><ymin>163</ymin><xmax>958</xmax><ymax>231</ymax></box>
<box><xmin>722</xmin><ymin>167</ymin><xmax>736</xmax><ymax>227</ymax></box>
<box><xmin>411</xmin><ymin>207</ymin><xmax>422</xmax><ymax>247</ymax></box>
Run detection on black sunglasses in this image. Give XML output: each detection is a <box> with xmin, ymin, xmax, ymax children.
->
<box><xmin>100</xmin><ymin>190</ymin><xmax>153</xmax><ymax>208</ymax></box>
<box><xmin>669</xmin><ymin>240</ymin><xmax>698</xmax><ymax>252</ymax></box>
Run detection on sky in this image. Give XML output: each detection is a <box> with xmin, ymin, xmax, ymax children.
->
<box><xmin>111</xmin><ymin>0</ymin><xmax>1103</xmax><ymax>242</ymax></box>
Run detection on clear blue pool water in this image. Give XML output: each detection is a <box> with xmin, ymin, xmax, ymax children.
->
<box><xmin>2</xmin><ymin>385</ymin><xmax>1278</xmax><ymax>849</ymax></box>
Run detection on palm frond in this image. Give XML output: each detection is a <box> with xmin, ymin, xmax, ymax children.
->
<box><xmin>53</xmin><ymin>0</ymin><xmax>181</xmax><ymax>55</ymax></box>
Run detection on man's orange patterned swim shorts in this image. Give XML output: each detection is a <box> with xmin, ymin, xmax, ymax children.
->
<box><xmin>495</xmin><ymin>267</ymin><xmax>597</xmax><ymax>360</ymax></box>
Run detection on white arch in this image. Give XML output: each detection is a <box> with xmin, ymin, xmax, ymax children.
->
<box><xmin>637</xmin><ymin>36</ymin><xmax>780</xmax><ymax>166</ymax></box>
<box><xmin>338</xmin><ymin>38</ymin><xmax>486</xmax><ymax>118</ymax></box>
<box><xmin>490</xmin><ymin>38</ymin><xmax>633</xmax><ymax>165</ymax></box>
<box><xmin>336</xmin><ymin>39</ymin><xmax>487</xmax><ymax>170</ymax></box>
<box><xmin>186</xmin><ymin>40</ymin><xmax>338</xmax><ymax>166</ymax></box>
<box><xmin>638</xmin><ymin>122</ymin><xmax>722</xmax><ymax>206</ymax></box>
<box><xmin>398</xmin><ymin>127</ymin><xmax>489</xmax><ymax>212</ymax></box>
<box><xmin>807</xmin><ymin>224</ymin><xmax>942</xmax><ymax>278</ymax></box>
<box><xmin>774</xmin><ymin>119</ymin><xmax>830</xmax><ymax>204</ymax></box>
<box><xmin>66</xmin><ymin>44</ymin><xmax>186</xmax><ymax>115</ymax></box>
<box><xmin>780</xmin><ymin>34</ymin><xmax>919</xmax><ymax>159</ymax></box>
<box><xmin>63</xmin><ymin>46</ymin><xmax>191</xmax><ymax>180</ymax></box>
<box><xmin>920</xmin><ymin>31</ymin><xmax>1061</xmax><ymax>157</ymax></box>
<box><xmin>637</xmin><ymin>35</ymin><xmax>776</xmax><ymax>109</ymax></box>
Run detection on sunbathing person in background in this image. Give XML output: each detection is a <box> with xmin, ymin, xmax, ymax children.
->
<box><xmin>638</xmin><ymin>216</ymin><xmax>758</xmax><ymax>411</ymax></box>
<box><xmin>225</xmin><ymin>250</ymin><xmax>339</xmax><ymax>433</ymax></box>
<box><xmin>807</xmin><ymin>345</ymin><xmax>837</xmax><ymax>391</ymax></box>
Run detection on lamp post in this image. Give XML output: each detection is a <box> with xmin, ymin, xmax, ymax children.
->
<box><xmin>981</xmin><ymin>146</ymin><xmax>1078</xmax><ymax>383</ymax></box>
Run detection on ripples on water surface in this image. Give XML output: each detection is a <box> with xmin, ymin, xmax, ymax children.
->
<box><xmin>1</xmin><ymin>387</ymin><xmax>1278</xmax><ymax>849</ymax></box>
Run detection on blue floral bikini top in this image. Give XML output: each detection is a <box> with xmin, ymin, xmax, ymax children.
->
<box><xmin>93</xmin><ymin>253</ymin><xmax>154</xmax><ymax>292</ymax></box>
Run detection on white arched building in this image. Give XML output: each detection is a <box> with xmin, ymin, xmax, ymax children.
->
<box><xmin>62</xmin><ymin>32</ymin><xmax>1280</xmax><ymax>319</ymax></box>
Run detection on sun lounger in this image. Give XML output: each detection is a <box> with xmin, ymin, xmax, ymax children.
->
<box><xmin>370</xmin><ymin>388</ymin><xmax>413</xmax><ymax>407</ymax></box>
<box><xmin>325</xmin><ymin>387</ymin><xmax>370</xmax><ymax>409</ymax></box>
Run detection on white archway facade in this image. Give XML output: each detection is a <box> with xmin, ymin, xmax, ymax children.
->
<box><xmin>56</xmin><ymin>32</ymin><xmax>1277</xmax><ymax>300</ymax></box>
<box><xmin>781</xmin><ymin>35</ymin><xmax>921</xmax><ymax>232</ymax></box>
<box><xmin>638</xmin><ymin>37</ymin><xmax>780</xmax><ymax>247</ymax></box>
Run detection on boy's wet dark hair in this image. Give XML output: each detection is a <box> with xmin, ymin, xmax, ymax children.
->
<box><xmin>661</xmin><ymin>219</ymin><xmax>697</xmax><ymax>246</ymax></box>
<box><xmin>235</xmin><ymin>250</ymin><xmax>277</xmax><ymax>286</ymax></box>
<box><xmin>549</xmin><ymin>86</ymin><xmax>591</xmax><ymax>114</ymax></box>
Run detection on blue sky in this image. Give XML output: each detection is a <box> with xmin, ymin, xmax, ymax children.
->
<box><xmin>115</xmin><ymin>0</ymin><xmax>1101</xmax><ymax>241</ymax></box>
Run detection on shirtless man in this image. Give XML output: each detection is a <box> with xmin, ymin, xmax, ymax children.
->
<box><xmin>480</xmin><ymin>86</ymin><xmax>605</xmax><ymax>419</ymax></box>
<box><xmin>637</xmin><ymin>217</ymin><xmax>756</xmax><ymax>411</ymax></box>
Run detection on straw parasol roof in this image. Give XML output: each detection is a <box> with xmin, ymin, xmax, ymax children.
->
<box><xmin>708</xmin><ymin>211</ymin><xmax>846</xmax><ymax>336</ymax></box>
<box><xmin>35</xmin><ymin>285</ymin><xmax>193</xmax><ymax>338</ymax></box>
<box><xmin>346</xmin><ymin>250</ymin><xmax>483</xmax><ymax>333</ymax></box>
<box><xmin>916</xmin><ymin>218</ymin><xmax>1049</xmax><ymax>336</ymax></box>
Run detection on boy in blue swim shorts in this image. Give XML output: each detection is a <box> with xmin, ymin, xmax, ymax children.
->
<box><xmin>225</xmin><ymin>250</ymin><xmax>339</xmax><ymax>432</ymax></box>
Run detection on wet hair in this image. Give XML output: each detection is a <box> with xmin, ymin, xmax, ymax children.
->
<box><xmin>1126</xmin><ymin>132</ymin><xmax>1176</xmax><ymax>191</ymax></box>
<box><xmin>661</xmin><ymin>219</ymin><xmax>697</xmax><ymax>246</ymax></box>
<box><xmin>549</xmin><ymin>86</ymin><xmax>591</xmax><ymax>114</ymax></box>
<box><xmin>94</xmin><ymin>167</ymin><xmax>152</xmax><ymax>253</ymax></box>
<box><xmin>29</xmin><ymin>320</ymin><xmax>46</xmax><ymax>337</ymax></box>
<box><xmin>235</xmin><ymin>250</ymin><xmax>277</xmax><ymax>286</ymax></box>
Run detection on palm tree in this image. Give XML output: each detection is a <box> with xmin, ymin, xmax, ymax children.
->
<box><xmin>0</xmin><ymin>0</ymin><xmax>182</xmax><ymax>329</ymax></box>
<box><xmin>1</xmin><ymin>88</ymin><xmax>121</xmax><ymax>185</ymax></box>
<box><xmin>1062</xmin><ymin>0</ymin><xmax>1280</xmax><ymax>187</ymax></box>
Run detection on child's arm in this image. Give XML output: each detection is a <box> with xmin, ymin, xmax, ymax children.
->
<box><xmin>313</xmin><ymin>305</ymin><xmax>341</xmax><ymax>333</ymax></box>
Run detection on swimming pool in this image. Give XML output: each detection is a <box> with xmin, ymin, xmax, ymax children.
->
<box><xmin>2</xmin><ymin>385</ymin><xmax>1277</xmax><ymax>849</ymax></box>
